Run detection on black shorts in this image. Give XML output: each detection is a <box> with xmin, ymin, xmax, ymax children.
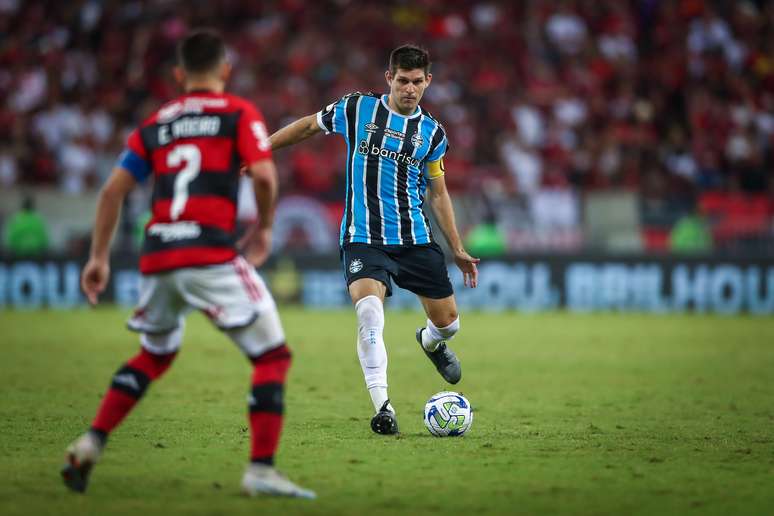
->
<box><xmin>340</xmin><ymin>242</ymin><xmax>454</xmax><ymax>299</ymax></box>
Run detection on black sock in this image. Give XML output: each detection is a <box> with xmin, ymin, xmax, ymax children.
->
<box><xmin>88</xmin><ymin>427</ymin><xmax>108</xmax><ymax>448</ymax></box>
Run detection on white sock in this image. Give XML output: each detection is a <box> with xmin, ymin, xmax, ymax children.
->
<box><xmin>421</xmin><ymin>317</ymin><xmax>460</xmax><ymax>352</ymax></box>
<box><xmin>355</xmin><ymin>295</ymin><xmax>392</xmax><ymax>414</ymax></box>
<box><xmin>369</xmin><ymin>387</ymin><xmax>393</xmax><ymax>414</ymax></box>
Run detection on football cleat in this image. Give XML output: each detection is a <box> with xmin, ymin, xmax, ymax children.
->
<box><xmin>370</xmin><ymin>400</ymin><xmax>399</xmax><ymax>435</ymax></box>
<box><xmin>416</xmin><ymin>328</ymin><xmax>462</xmax><ymax>384</ymax></box>
<box><xmin>61</xmin><ymin>432</ymin><xmax>103</xmax><ymax>493</ymax></box>
<box><xmin>241</xmin><ymin>463</ymin><xmax>316</xmax><ymax>499</ymax></box>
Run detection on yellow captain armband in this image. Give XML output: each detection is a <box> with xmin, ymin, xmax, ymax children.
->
<box><xmin>426</xmin><ymin>158</ymin><xmax>445</xmax><ymax>179</ymax></box>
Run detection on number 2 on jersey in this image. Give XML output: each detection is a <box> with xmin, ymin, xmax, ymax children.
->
<box><xmin>167</xmin><ymin>144</ymin><xmax>201</xmax><ymax>220</ymax></box>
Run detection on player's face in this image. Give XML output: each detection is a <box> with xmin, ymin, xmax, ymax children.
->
<box><xmin>386</xmin><ymin>68</ymin><xmax>431</xmax><ymax>113</ymax></box>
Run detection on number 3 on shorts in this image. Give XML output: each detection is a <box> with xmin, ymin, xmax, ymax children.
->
<box><xmin>167</xmin><ymin>144</ymin><xmax>202</xmax><ymax>220</ymax></box>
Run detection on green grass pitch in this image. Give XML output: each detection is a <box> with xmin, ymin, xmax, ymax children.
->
<box><xmin>1</xmin><ymin>307</ymin><xmax>773</xmax><ymax>515</ymax></box>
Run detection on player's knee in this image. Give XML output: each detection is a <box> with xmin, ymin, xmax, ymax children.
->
<box><xmin>141</xmin><ymin>325</ymin><xmax>184</xmax><ymax>356</ymax></box>
<box><xmin>130</xmin><ymin>348</ymin><xmax>177</xmax><ymax>379</ymax></box>
<box><xmin>227</xmin><ymin>309</ymin><xmax>286</xmax><ymax>358</ymax></box>
<box><xmin>435</xmin><ymin>315</ymin><xmax>460</xmax><ymax>339</ymax></box>
<box><xmin>355</xmin><ymin>295</ymin><xmax>384</xmax><ymax>329</ymax></box>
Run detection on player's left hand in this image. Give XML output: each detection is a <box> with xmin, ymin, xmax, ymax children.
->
<box><xmin>453</xmin><ymin>249</ymin><xmax>480</xmax><ymax>288</ymax></box>
<box><xmin>81</xmin><ymin>258</ymin><xmax>110</xmax><ymax>305</ymax></box>
<box><xmin>238</xmin><ymin>225</ymin><xmax>272</xmax><ymax>267</ymax></box>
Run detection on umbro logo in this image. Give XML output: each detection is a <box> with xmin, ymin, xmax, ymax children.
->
<box><xmin>349</xmin><ymin>259</ymin><xmax>364</xmax><ymax>274</ymax></box>
<box><xmin>113</xmin><ymin>373</ymin><xmax>140</xmax><ymax>392</ymax></box>
<box><xmin>365</xmin><ymin>123</ymin><xmax>379</xmax><ymax>133</ymax></box>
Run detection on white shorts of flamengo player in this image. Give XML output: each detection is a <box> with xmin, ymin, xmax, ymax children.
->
<box><xmin>127</xmin><ymin>256</ymin><xmax>285</xmax><ymax>358</ymax></box>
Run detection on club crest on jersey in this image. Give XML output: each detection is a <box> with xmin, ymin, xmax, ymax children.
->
<box><xmin>410</xmin><ymin>132</ymin><xmax>424</xmax><ymax>148</ymax></box>
<box><xmin>365</xmin><ymin>123</ymin><xmax>379</xmax><ymax>133</ymax></box>
<box><xmin>349</xmin><ymin>259</ymin><xmax>364</xmax><ymax>274</ymax></box>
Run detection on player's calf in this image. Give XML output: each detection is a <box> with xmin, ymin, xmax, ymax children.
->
<box><xmin>247</xmin><ymin>344</ymin><xmax>291</xmax><ymax>466</ymax></box>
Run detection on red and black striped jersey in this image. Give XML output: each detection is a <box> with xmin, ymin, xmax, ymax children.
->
<box><xmin>122</xmin><ymin>91</ymin><xmax>271</xmax><ymax>274</ymax></box>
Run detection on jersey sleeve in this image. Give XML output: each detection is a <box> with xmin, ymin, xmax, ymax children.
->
<box><xmin>117</xmin><ymin>129</ymin><xmax>151</xmax><ymax>183</ymax></box>
<box><xmin>316</xmin><ymin>93</ymin><xmax>356</xmax><ymax>136</ymax></box>
<box><xmin>426</xmin><ymin>125</ymin><xmax>449</xmax><ymax>163</ymax></box>
<box><xmin>237</xmin><ymin>103</ymin><xmax>272</xmax><ymax>164</ymax></box>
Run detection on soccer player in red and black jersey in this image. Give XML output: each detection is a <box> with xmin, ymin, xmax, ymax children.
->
<box><xmin>61</xmin><ymin>30</ymin><xmax>315</xmax><ymax>499</ymax></box>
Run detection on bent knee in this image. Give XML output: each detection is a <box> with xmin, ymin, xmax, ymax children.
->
<box><xmin>355</xmin><ymin>295</ymin><xmax>384</xmax><ymax>328</ymax></box>
<box><xmin>433</xmin><ymin>311</ymin><xmax>459</xmax><ymax>330</ymax></box>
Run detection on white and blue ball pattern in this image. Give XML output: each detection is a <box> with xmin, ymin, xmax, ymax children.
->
<box><xmin>424</xmin><ymin>391</ymin><xmax>473</xmax><ymax>437</ymax></box>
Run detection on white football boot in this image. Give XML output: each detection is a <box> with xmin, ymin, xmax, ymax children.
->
<box><xmin>61</xmin><ymin>432</ymin><xmax>104</xmax><ymax>493</ymax></box>
<box><xmin>241</xmin><ymin>463</ymin><xmax>316</xmax><ymax>499</ymax></box>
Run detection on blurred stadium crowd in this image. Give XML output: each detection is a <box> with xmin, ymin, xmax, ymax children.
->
<box><xmin>1</xmin><ymin>0</ymin><xmax>773</xmax><ymax>256</ymax></box>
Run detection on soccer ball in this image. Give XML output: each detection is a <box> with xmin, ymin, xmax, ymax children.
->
<box><xmin>423</xmin><ymin>391</ymin><xmax>473</xmax><ymax>437</ymax></box>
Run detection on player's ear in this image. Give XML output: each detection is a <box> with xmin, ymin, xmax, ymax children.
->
<box><xmin>173</xmin><ymin>66</ymin><xmax>186</xmax><ymax>86</ymax></box>
<box><xmin>219</xmin><ymin>61</ymin><xmax>232</xmax><ymax>83</ymax></box>
<box><xmin>385</xmin><ymin>70</ymin><xmax>392</xmax><ymax>86</ymax></box>
<box><xmin>425</xmin><ymin>72</ymin><xmax>432</xmax><ymax>87</ymax></box>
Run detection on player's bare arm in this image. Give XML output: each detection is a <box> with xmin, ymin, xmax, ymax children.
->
<box><xmin>269</xmin><ymin>114</ymin><xmax>321</xmax><ymax>151</ymax></box>
<box><xmin>81</xmin><ymin>167</ymin><xmax>137</xmax><ymax>305</ymax></box>
<box><xmin>426</xmin><ymin>168</ymin><xmax>479</xmax><ymax>288</ymax></box>
<box><xmin>238</xmin><ymin>159</ymin><xmax>278</xmax><ymax>267</ymax></box>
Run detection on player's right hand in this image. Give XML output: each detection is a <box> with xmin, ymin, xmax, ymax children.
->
<box><xmin>81</xmin><ymin>258</ymin><xmax>110</xmax><ymax>306</ymax></box>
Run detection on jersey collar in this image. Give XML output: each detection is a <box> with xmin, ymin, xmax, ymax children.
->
<box><xmin>381</xmin><ymin>94</ymin><xmax>422</xmax><ymax>119</ymax></box>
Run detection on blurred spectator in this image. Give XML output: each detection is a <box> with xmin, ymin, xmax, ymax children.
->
<box><xmin>3</xmin><ymin>195</ymin><xmax>49</xmax><ymax>257</ymax></box>
<box><xmin>0</xmin><ymin>0</ymin><xmax>771</xmax><ymax>253</ymax></box>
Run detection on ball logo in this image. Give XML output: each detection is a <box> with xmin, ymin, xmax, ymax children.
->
<box><xmin>424</xmin><ymin>392</ymin><xmax>473</xmax><ymax>437</ymax></box>
<box><xmin>349</xmin><ymin>259</ymin><xmax>364</xmax><ymax>274</ymax></box>
<box><xmin>410</xmin><ymin>132</ymin><xmax>424</xmax><ymax>148</ymax></box>
<box><xmin>430</xmin><ymin>401</ymin><xmax>465</xmax><ymax>430</ymax></box>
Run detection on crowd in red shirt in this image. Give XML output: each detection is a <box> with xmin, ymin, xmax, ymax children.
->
<box><xmin>1</xmin><ymin>0</ymin><xmax>772</xmax><ymax>247</ymax></box>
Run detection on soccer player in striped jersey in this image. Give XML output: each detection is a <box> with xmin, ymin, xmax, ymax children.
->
<box><xmin>61</xmin><ymin>30</ymin><xmax>314</xmax><ymax>499</ymax></box>
<box><xmin>270</xmin><ymin>44</ymin><xmax>479</xmax><ymax>435</ymax></box>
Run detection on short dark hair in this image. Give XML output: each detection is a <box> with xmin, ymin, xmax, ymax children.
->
<box><xmin>389</xmin><ymin>44</ymin><xmax>431</xmax><ymax>76</ymax></box>
<box><xmin>177</xmin><ymin>29</ymin><xmax>226</xmax><ymax>74</ymax></box>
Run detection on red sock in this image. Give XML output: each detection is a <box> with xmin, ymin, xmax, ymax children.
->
<box><xmin>248</xmin><ymin>344</ymin><xmax>292</xmax><ymax>465</ymax></box>
<box><xmin>91</xmin><ymin>348</ymin><xmax>177</xmax><ymax>434</ymax></box>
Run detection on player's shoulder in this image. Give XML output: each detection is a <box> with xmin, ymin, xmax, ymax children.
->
<box><xmin>321</xmin><ymin>91</ymin><xmax>375</xmax><ymax>116</ymax></box>
<box><xmin>419</xmin><ymin>106</ymin><xmax>447</xmax><ymax>136</ymax></box>
<box><xmin>150</xmin><ymin>93</ymin><xmax>256</xmax><ymax>124</ymax></box>
<box><xmin>221</xmin><ymin>93</ymin><xmax>259</xmax><ymax>112</ymax></box>
<box><xmin>336</xmin><ymin>91</ymin><xmax>380</xmax><ymax>103</ymax></box>
<box><xmin>419</xmin><ymin>106</ymin><xmax>443</xmax><ymax>127</ymax></box>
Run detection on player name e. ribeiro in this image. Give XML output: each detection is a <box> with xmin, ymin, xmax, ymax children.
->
<box><xmin>158</xmin><ymin>116</ymin><xmax>221</xmax><ymax>145</ymax></box>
